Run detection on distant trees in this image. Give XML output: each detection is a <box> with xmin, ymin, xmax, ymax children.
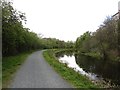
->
<box><xmin>75</xmin><ymin>17</ymin><xmax>120</xmax><ymax>61</ymax></box>
<box><xmin>65</xmin><ymin>41</ymin><xmax>74</xmax><ymax>49</ymax></box>
<box><xmin>40</xmin><ymin>38</ymin><xmax>74</xmax><ymax>49</ymax></box>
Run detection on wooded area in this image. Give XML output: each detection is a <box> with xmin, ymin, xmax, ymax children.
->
<box><xmin>2</xmin><ymin>0</ymin><xmax>74</xmax><ymax>56</ymax></box>
<box><xmin>75</xmin><ymin>17</ymin><xmax>120</xmax><ymax>61</ymax></box>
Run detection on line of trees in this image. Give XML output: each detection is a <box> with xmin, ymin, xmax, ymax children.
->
<box><xmin>2</xmin><ymin>0</ymin><xmax>74</xmax><ymax>56</ymax></box>
<box><xmin>2</xmin><ymin>0</ymin><xmax>42</xmax><ymax>56</ymax></box>
<box><xmin>75</xmin><ymin>16</ymin><xmax>120</xmax><ymax>61</ymax></box>
<box><xmin>41</xmin><ymin>38</ymin><xmax>74</xmax><ymax>49</ymax></box>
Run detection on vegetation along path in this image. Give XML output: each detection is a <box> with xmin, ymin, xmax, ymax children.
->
<box><xmin>9</xmin><ymin>51</ymin><xmax>72</xmax><ymax>88</ymax></box>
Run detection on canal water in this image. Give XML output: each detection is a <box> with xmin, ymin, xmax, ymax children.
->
<box><xmin>55</xmin><ymin>50</ymin><xmax>120</xmax><ymax>87</ymax></box>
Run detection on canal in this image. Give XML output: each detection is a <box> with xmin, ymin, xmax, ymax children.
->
<box><xmin>55</xmin><ymin>50</ymin><xmax>120</xmax><ymax>87</ymax></box>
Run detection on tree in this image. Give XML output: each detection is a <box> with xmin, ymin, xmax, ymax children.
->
<box><xmin>75</xmin><ymin>16</ymin><xmax>119</xmax><ymax>60</ymax></box>
<box><xmin>75</xmin><ymin>31</ymin><xmax>91</xmax><ymax>53</ymax></box>
<box><xmin>2</xmin><ymin>0</ymin><xmax>43</xmax><ymax>56</ymax></box>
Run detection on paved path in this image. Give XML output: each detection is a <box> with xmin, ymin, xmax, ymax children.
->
<box><xmin>9</xmin><ymin>51</ymin><xmax>73</xmax><ymax>88</ymax></box>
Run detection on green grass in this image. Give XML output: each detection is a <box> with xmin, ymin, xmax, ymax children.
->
<box><xmin>2</xmin><ymin>51</ymin><xmax>33</xmax><ymax>88</ymax></box>
<box><xmin>43</xmin><ymin>49</ymin><xmax>99</xmax><ymax>89</ymax></box>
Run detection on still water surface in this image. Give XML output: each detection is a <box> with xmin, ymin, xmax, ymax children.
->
<box><xmin>56</xmin><ymin>51</ymin><xmax>120</xmax><ymax>87</ymax></box>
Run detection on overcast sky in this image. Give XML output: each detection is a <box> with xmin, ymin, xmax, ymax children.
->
<box><xmin>12</xmin><ymin>0</ymin><xmax>119</xmax><ymax>41</ymax></box>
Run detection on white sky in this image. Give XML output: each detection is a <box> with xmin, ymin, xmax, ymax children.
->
<box><xmin>12</xmin><ymin>0</ymin><xmax>120</xmax><ymax>41</ymax></box>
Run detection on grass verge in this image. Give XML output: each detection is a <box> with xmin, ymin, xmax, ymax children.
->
<box><xmin>43</xmin><ymin>49</ymin><xmax>99</xmax><ymax>88</ymax></box>
<box><xmin>2</xmin><ymin>51</ymin><xmax>33</xmax><ymax>88</ymax></box>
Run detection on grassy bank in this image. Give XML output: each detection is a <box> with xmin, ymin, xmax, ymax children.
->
<box><xmin>2</xmin><ymin>51</ymin><xmax>33</xmax><ymax>88</ymax></box>
<box><xmin>43</xmin><ymin>49</ymin><xmax>99</xmax><ymax>88</ymax></box>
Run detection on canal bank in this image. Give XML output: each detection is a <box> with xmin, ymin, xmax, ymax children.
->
<box><xmin>43</xmin><ymin>49</ymin><xmax>99</xmax><ymax>88</ymax></box>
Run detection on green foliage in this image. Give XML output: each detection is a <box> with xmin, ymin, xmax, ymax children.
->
<box><xmin>75</xmin><ymin>17</ymin><xmax>119</xmax><ymax>61</ymax></box>
<box><xmin>2</xmin><ymin>1</ymin><xmax>39</xmax><ymax>56</ymax></box>
<box><xmin>43</xmin><ymin>50</ymin><xmax>98</xmax><ymax>88</ymax></box>
<box><xmin>75</xmin><ymin>31</ymin><xmax>91</xmax><ymax>53</ymax></box>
